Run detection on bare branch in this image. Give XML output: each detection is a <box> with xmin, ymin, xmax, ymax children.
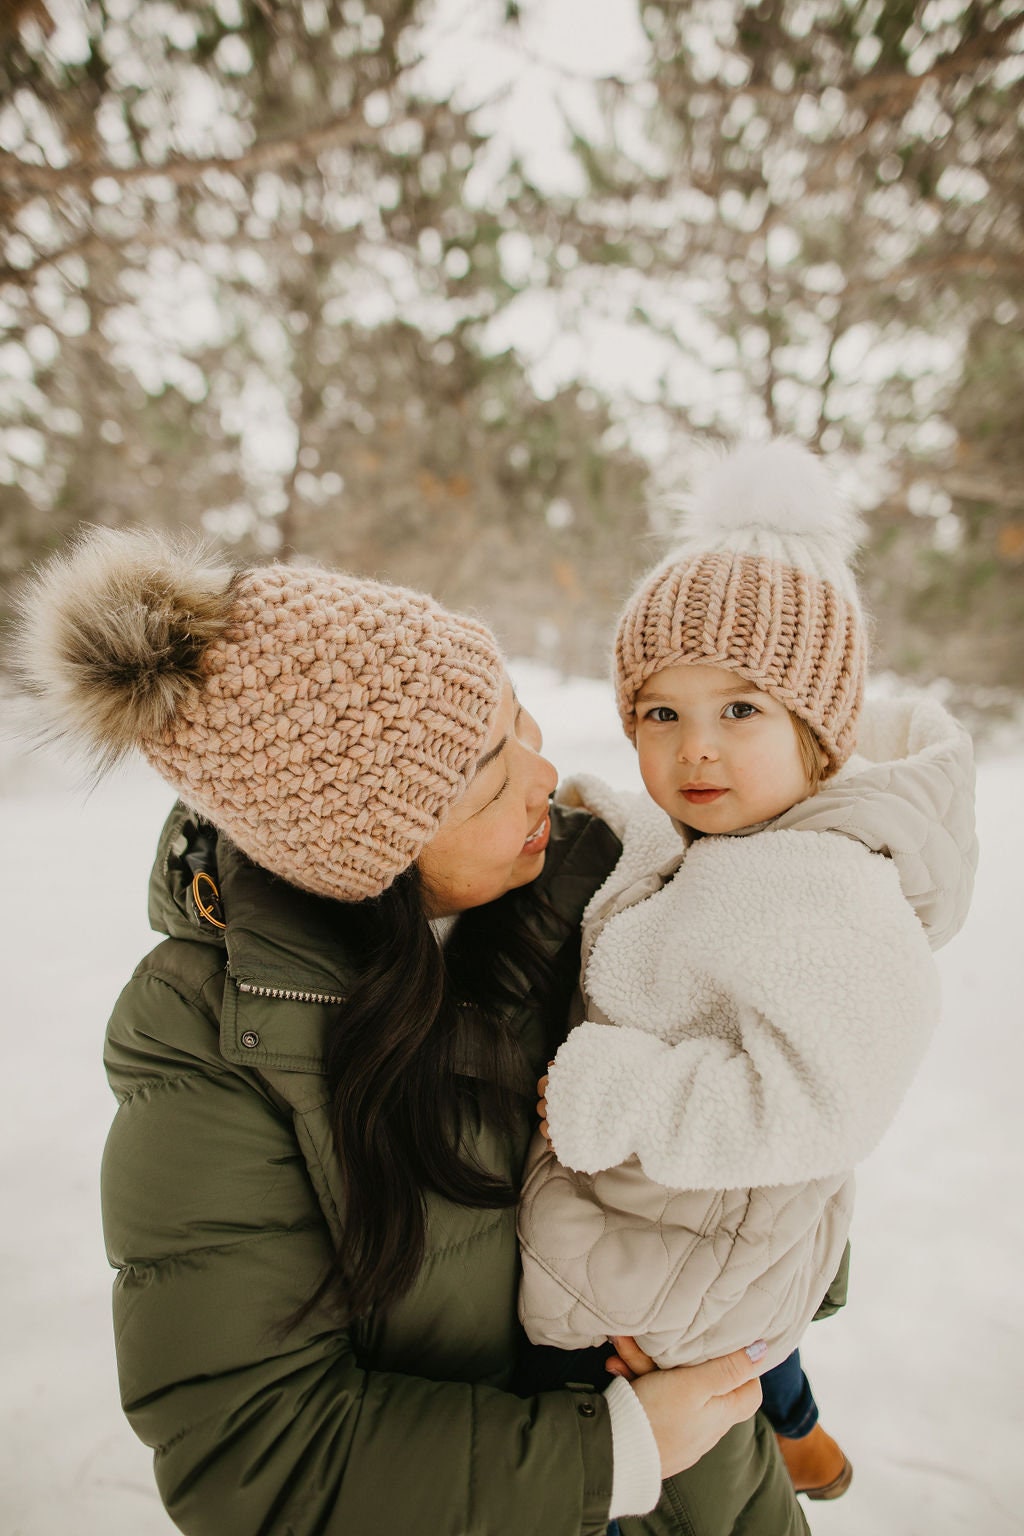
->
<box><xmin>850</xmin><ymin>10</ymin><xmax>1024</xmax><ymax>107</ymax></box>
<box><xmin>940</xmin><ymin>471</ymin><xmax>1024</xmax><ymax>510</ymax></box>
<box><xmin>653</xmin><ymin>9</ymin><xmax>1023</xmax><ymax>114</ymax></box>
<box><xmin>0</xmin><ymin>109</ymin><xmax>380</xmax><ymax>194</ymax></box>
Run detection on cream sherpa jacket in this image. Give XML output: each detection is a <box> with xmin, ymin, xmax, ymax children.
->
<box><xmin>518</xmin><ymin>695</ymin><xmax>977</xmax><ymax>1370</ymax></box>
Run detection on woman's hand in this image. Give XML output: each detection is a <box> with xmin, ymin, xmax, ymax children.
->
<box><xmin>606</xmin><ymin>1336</ymin><xmax>766</xmax><ymax>1480</ymax></box>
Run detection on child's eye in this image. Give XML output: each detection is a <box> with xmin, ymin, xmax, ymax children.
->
<box><xmin>723</xmin><ymin>701</ymin><xmax>759</xmax><ymax>720</ymax></box>
<box><xmin>644</xmin><ymin>706</ymin><xmax>677</xmax><ymax>723</ymax></box>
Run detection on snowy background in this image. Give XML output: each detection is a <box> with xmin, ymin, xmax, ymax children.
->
<box><xmin>2</xmin><ymin>662</ymin><xmax>1022</xmax><ymax>1535</ymax></box>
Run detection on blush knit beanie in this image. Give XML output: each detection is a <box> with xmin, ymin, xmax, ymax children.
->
<box><xmin>16</xmin><ymin>528</ymin><xmax>505</xmax><ymax>902</ymax></box>
<box><xmin>614</xmin><ymin>440</ymin><xmax>867</xmax><ymax>773</ymax></box>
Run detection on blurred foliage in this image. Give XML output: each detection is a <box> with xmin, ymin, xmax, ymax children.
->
<box><xmin>568</xmin><ymin>0</ymin><xmax>1024</xmax><ymax>685</ymax></box>
<box><xmin>1</xmin><ymin>0</ymin><xmax>1022</xmax><ymax>687</ymax></box>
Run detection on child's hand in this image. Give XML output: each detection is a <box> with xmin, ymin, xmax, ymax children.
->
<box><xmin>605</xmin><ymin>1335</ymin><xmax>657</xmax><ymax>1382</ymax></box>
<box><xmin>536</xmin><ymin>1071</ymin><xmax>551</xmax><ymax>1141</ymax></box>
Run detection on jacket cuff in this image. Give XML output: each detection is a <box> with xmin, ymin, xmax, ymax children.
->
<box><xmin>546</xmin><ymin>1023</ymin><xmax>635</xmax><ymax>1172</ymax></box>
<box><xmin>605</xmin><ymin>1377</ymin><xmax>662</xmax><ymax>1517</ymax></box>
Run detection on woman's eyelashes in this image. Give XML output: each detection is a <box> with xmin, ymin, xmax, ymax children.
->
<box><xmin>489</xmin><ymin>706</ymin><xmax>524</xmax><ymax>802</ymax></box>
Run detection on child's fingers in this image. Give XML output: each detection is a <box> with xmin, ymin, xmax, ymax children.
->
<box><xmin>536</xmin><ymin>1067</ymin><xmax>554</xmax><ymax>1139</ymax></box>
<box><xmin>607</xmin><ymin>1335</ymin><xmax>657</xmax><ymax>1378</ymax></box>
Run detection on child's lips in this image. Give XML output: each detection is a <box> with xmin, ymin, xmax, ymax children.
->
<box><xmin>680</xmin><ymin>786</ymin><xmax>727</xmax><ymax>804</ymax></box>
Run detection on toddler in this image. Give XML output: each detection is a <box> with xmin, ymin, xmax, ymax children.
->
<box><xmin>518</xmin><ymin>440</ymin><xmax>977</xmax><ymax>1503</ymax></box>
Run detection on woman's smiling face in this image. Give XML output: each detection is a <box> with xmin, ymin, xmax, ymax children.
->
<box><xmin>634</xmin><ymin>661</ymin><xmax>822</xmax><ymax>834</ymax></box>
<box><xmin>417</xmin><ymin>676</ymin><xmax>559</xmax><ymax>914</ymax></box>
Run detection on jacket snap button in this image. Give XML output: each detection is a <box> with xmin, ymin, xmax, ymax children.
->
<box><xmin>240</xmin><ymin>1031</ymin><xmax>260</xmax><ymax>1049</ymax></box>
<box><xmin>577</xmin><ymin>1401</ymin><xmax>596</xmax><ymax>1418</ymax></box>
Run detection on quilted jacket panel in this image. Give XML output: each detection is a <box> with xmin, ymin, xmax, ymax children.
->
<box><xmin>518</xmin><ymin>695</ymin><xmax>976</xmax><ymax>1369</ymax></box>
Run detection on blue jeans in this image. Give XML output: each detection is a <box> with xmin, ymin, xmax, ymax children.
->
<box><xmin>758</xmin><ymin>1348</ymin><xmax>819</xmax><ymax>1438</ymax></box>
<box><xmin>608</xmin><ymin>1524</ymin><xmax>623</xmax><ymax>1536</ymax></box>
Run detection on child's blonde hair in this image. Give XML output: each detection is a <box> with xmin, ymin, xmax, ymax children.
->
<box><xmin>790</xmin><ymin>712</ymin><xmax>829</xmax><ymax>795</ymax></box>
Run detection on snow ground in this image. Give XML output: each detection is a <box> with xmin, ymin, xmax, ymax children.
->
<box><xmin>1</xmin><ymin>662</ymin><xmax>1022</xmax><ymax>1535</ymax></box>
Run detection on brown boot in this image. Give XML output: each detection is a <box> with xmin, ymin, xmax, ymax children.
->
<box><xmin>775</xmin><ymin>1424</ymin><xmax>853</xmax><ymax>1500</ymax></box>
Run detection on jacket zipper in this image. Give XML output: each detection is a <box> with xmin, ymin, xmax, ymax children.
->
<box><xmin>235</xmin><ymin>978</ymin><xmax>346</xmax><ymax>1006</ymax></box>
<box><xmin>234</xmin><ymin>978</ymin><xmax>473</xmax><ymax>1011</ymax></box>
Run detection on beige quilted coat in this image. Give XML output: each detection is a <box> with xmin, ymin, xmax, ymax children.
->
<box><xmin>518</xmin><ymin>695</ymin><xmax>977</xmax><ymax>1370</ymax></box>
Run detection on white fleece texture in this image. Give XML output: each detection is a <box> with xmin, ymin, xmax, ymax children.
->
<box><xmin>548</xmin><ymin>827</ymin><xmax>939</xmax><ymax>1187</ymax></box>
<box><xmin>518</xmin><ymin>694</ymin><xmax>976</xmax><ymax>1368</ymax></box>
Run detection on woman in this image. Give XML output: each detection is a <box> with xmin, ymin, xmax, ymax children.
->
<box><xmin>16</xmin><ymin>528</ymin><xmax>805</xmax><ymax>1536</ymax></box>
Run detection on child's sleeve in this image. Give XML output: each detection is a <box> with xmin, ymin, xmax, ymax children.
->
<box><xmin>544</xmin><ymin>830</ymin><xmax>940</xmax><ymax>1189</ymax></box>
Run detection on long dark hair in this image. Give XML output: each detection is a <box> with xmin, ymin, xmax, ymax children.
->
<box><xmin>320</xmin><ymin>863</ymin><xmax>571</xmax><ymax>1321</ymax></box>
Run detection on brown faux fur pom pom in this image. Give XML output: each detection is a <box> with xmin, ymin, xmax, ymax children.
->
<box><xmin>14</xmin><ymin>526</ymin><xmax>237</xmax><ymax>772</ymax></box>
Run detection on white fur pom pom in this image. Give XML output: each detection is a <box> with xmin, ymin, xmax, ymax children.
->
<box><xmin>679</xmin><ymin>440</ymin><xmax>861</xmax><ymax>567</ymax></box>
<box><xmin>14</xmin><ymin>526</ymin><xmax>236</xmax><ymax>773</ymax></box>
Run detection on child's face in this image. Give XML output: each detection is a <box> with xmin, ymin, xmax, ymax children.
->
<box><xmin>634</xmin><ymin>662</ymin><xmax>823</xmax><ymax>834</ymax></box>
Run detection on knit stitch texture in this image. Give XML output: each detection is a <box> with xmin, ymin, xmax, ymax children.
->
<box><xmin>613</xmin><ymin>442</ymin><xmax>867</xmax><ymax>771</ymax></box>
<box><xmin>17</xmin><ymin>530</ymin><xmax>505</xmax><ymax>902</ymax></box>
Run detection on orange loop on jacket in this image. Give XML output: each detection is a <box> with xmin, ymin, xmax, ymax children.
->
<box><xmin>191</xmin><ymin>870</ymin><xmax>226</xmax><ymax>930</ymax></box>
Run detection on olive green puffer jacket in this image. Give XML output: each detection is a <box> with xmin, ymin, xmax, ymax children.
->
<box><xmin>102</xmin><ymin>801</ymin><xmax>807</xmax><ymax>1536</ymax></box>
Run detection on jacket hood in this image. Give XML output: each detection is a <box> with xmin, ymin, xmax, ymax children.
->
<box><xmin>773</xmin><ymin>693</ymin><xmax>977</xmax><ymax>948</ymax></box>
<box><xmin>146</xmin><ymin>797</ymin><xmax>621</xmax><ymax>1002</ymax></box>
<box><xmin>148</xmin><ymin>806</ymin><xmax>228</xmax><ymax>947</ymax></box>
<box><xmin>558</xmin><ymin>692</ymin><xmax>977</xmax><ymax>951</ymax></box>
<box><xmin>148</xmin><ymin>804</ymin><xmax>363</xmax><ymax>999</ymax></box>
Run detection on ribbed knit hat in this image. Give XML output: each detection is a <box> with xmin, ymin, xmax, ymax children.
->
<box><xmin>16</xmin><ymin>528</ymin><xmax>505</xmax><ymax>902</ymax></box>
<box><xmin>615</xmin><ymin>440</ymin><xmax>867</xmax><ymax>773</ymax></box>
